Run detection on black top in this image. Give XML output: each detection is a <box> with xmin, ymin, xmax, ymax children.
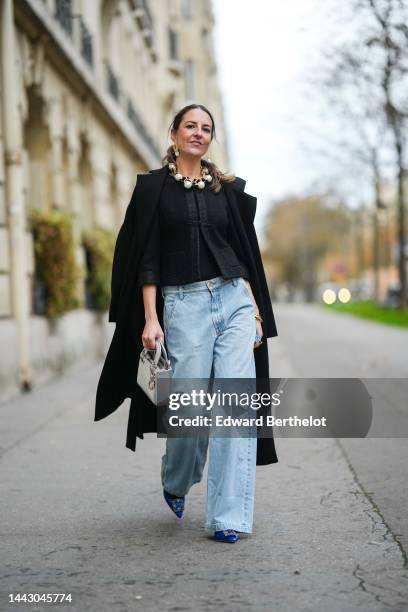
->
<box><xmin>137</xmin><ymin>171</ymin><xmax>250</xmax><ymax>287</ymax></box>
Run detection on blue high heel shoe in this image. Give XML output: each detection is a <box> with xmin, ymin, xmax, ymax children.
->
<box><xmin>163</xmin><ymin>489</ymin><xmax>185</xmax><ymax>518</ymax></box>
<box><xmin>214</xmin><ymin>530</ymin><xmax>240</xmax><ymax>543</ymax></box>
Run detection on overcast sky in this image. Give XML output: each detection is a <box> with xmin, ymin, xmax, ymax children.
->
<box><xmin>212</xmin><ymin>0</ymin><xmax>351</xmax><ymax>232</ymax></box>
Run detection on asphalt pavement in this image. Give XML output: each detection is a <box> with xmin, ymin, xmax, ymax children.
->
<box><xmin>1</xmin><ymin>303</ymin><xmax>408</xmax><ymax>611</ymax></box>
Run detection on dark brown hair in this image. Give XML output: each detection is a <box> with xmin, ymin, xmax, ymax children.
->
<box><xmin>161</xmin><ymin>104</ymin><xmax>236</xmax><ymax>193</ymax></box>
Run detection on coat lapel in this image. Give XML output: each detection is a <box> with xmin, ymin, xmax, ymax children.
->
<box><xmin>225</xmin><ymin>180</ymin><xmax>257</xmax><ymax>225</ymax></box>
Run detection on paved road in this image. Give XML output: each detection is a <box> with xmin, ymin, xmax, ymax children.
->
<box><xmin>270</xmin><ymin>303</ymin><xmax>408</xmax><ymax>560</ymax></box>
<box><xmin>1</xmin><ymin>304</ymin><xmax>407</xmax><ymax>611</ymax></box>
<box><xmin>269</xmin><ymin>303</ymin><xmax>408</xmax><ymax>378</ymax></box>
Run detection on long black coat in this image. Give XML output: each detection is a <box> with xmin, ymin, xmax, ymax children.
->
<box><xmin>94</xmin><ymin>165</ymin><xmax>279</xmax><ymax>466</ymax></box>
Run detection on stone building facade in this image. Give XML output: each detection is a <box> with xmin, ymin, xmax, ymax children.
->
<box><xmin>0</xmin><ymin>0</ymin><xmax>229</xmax><ymax>398</ymax></box>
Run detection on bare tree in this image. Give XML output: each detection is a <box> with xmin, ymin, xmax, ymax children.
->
<box><xmin>306</xmin><ymin>38</ymin><xmax>393</xmax><ymax>294</ymax></box>
<box><xmin>360</xmin><ymin>0</ymin><xmax>408</xmax><ymax>306</ymax></box>
<box><xmin>296</xmin><ymin>0</ymin><xmax>408</xmax><ymax>306</ymax></box>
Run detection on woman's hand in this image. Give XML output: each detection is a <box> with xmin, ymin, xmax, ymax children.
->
<box><xmin>244</xmin><ymin>279</ymin><xmax>264</xmax><ymax>349</ymax></box>
<box><xmin>254</xmin><ymin>319</ymin><xmax>263</xmax><ymax>349</ymax></box>
<box><xmin>142</xmin><ymin>318</ymin><xmax>164</xmax><ymax>350</ymax></box>
<box><xmin>141</xmin><ymin>284</ymin><xmax>164</xmax><ymax>349</ymax></box>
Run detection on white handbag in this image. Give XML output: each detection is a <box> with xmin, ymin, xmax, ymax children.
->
<box><xmin>137</xmin><ymin>339</ymin><xmax>173</xmax><ymax>405</ymax></box>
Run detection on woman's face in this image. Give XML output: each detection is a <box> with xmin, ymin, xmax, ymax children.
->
<box><xmin>171</xmin><ymin>108</ymin><xmax>213</xmax><ymax>158</ymax></box>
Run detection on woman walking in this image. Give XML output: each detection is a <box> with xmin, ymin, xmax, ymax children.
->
<box><xmin>95</xmin><ymin>103</ymin><xmax>279</xmax><ymax>543</ymax></box>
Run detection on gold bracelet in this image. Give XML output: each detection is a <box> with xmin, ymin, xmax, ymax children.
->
<box><xmin>254</xmin><ymin>313</ymin><xmax>263</xmax><ymax>323</ymax></box>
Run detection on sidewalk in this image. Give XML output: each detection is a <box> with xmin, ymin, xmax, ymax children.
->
<box><xmin>1</xmin><ymin>362</ymin><xmax>407</xmax><ymax>612</ymax></box>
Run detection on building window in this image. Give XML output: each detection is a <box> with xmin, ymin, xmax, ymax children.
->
<box><xmin>55</xmin><ymin>0</ymin><xmax>73</xmax><ymax>37</ymax></box>
<box><xmin>168</xmin><ymin>27</ymin><xmax>178</xmax><ymax>60</ymax></box>
<box><xmin>184</xmin><ymin>60</ymin><xmax>195</xmax><ymax>100</ymax></box>
<box><xmin>105</xmin><ymin>61</ymin><xmax>121</xmax><ymax>102</ymax></box>
<box><xmin>181</xmin><ymin>0</ymin><xmax>193</xmax><ymax>19</ymax></box>
<box><xmin>78</xmin><ymin>16</ymin><xmax>93</xmax><ymax>67</ymax></box>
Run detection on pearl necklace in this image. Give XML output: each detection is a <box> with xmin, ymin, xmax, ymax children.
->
<box><xmin>168</xmin><ymin>162</ymin><xmax>213</xmax><ymax>190</ymax></box>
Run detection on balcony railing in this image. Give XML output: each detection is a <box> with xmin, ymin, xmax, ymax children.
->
<box><xmin>42</xmin><ymin>1</ymin><xmax>159</xmax><ymax>161</ymax></box>
<box><xmin>78</xmin><ymin>16</ymin><xmax>93</xmax><ymax>68</ymax></box>
<box><xmin>105</xmin><ymin>61</ymin><xmax>121</xmax><ymax>102</ymax></box>
<box><xmin>49</xmin><ymin>1</ymin><xmax>94</xmax><ymax>69</ymax></box>
<box><xmin>54</xmin><ymin>0</ymin><xmax>72</xmax><ymax>37</ymax></box>
<box><xmin>131</xmin><ymin>0</ymin><xmax>154</xmax><ymax>51</ymax></box>
<box><xmin>70</xmin><ymin>14</ymin><xmax>94</xmax><ymax>68</ymax></box>
<box><xmin>127</xmin><ymin>98</ymin><xmax>160</xmax><ymax>159</ymax></box>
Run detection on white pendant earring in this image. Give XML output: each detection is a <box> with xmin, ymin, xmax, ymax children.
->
<box><xmin>173</xmin><ymin>144</ymin><xmax>180</xmax><ymax>157</ymax></box>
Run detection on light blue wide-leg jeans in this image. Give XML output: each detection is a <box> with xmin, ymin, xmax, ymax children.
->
<box><xmin>161</xmin><ymin>276</ymin><xmax>257</xmax><ymax>534</ymax></box>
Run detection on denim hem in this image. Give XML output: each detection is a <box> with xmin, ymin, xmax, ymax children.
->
<box><xmin>204</xmin><ymin>522</ymin><xmax>253</xmax><ymax>534</ymax></box>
